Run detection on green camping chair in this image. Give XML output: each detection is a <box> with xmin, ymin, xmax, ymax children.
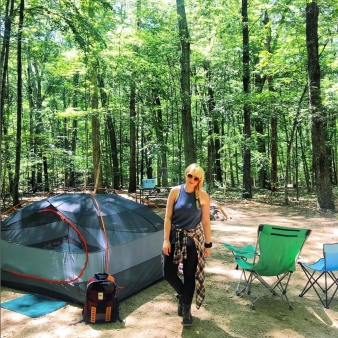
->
<box><xmin>224</xmin><ymin>224</ymin><xmax>311</xmax><ymax>309</ymax></box>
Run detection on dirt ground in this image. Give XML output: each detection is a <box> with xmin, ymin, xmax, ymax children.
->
<box><xmin>1</xmin><ymin>197</ymin><xmax>338</xmax><ymax>338</ymax></box>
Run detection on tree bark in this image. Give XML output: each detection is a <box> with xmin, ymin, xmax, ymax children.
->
<box><xmin>242</xmin><ymin>0</ymin><xmax>252</xmax><ymax>198</ymax></box>
<box><xmin>306</xmin><ymin>2</ymin><xmax>335</xmax><ymax>209</ymax></box>
<box><xmin>206</xmin><ymin>61</ymin><xmax>222</xmax><ymax>186</ymax></box>
<box><xmin>128</xmin><ymin>78</ymin><xmax>137</xmax><ymax>193</ymax></box>
<box><xmin>0</xmin><ymin>0</ymin><xmax>15</xmax><ymax>133</ymax></box>
<box><xmin>98</xmin><ymin>74</ymin><xmax>120</xmax><ymax>189</ymax></box>
<box><xmin>90</xmin><ymin>64</ymin><xmax>103</xmax><ymax>192</ymax></box>
<box><xmin>69</xmin><ymin>73</ymin><xmax>79</xmax><ymax>188</ymax></box>
<box><xmin>128</xmin><ymin>0</ymin><xmax>140</xmax><ymax>193</ymax></box>
<box><xmin>176</xmin><ymin>0</ymin><xmax>196</xmax><ymax>167</ymax></box>
<box><xmin>13</xmin><ymin>0</ymin><xmax>24</xmax><ymax>205</ymax></box>
<box><xmin>154</xmin><ymin>93</ymin><xmax>168</xmax><ymax>187</ymax></box>
<box><xmin>43</xmin><ymin>156</ymin><xmax>49</xmax><ymax>191</ymax></box>
<box><xmin>270</xmin><ymin>113</ymin><xmax>278</xmax><ymax>191</ymax></box>
<box><xmin>1</xmin><ymin>0</ymin><xmax>15</xmax><ymax>197</ymax></box>
<box><xmin>26</xmin><ymin>48</ymin><xmax>44</xmax><ymax>192</ymax></box>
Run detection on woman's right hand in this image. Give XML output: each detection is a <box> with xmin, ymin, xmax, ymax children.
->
<box><xmin>162</xmin><ymin>240</ymin><xmax>171</xmax><ymax>256</ymax></box>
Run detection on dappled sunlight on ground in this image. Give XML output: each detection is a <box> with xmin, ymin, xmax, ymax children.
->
<box><xmin>266</xmin><ymin>328</ymin><xmax>307</xmax><ymax>338</ymax></box>
<box><xmin>2</xmin><ymin>199</ymin><xmax>338</xmax><ymax>338</ymax></box>
<box><xmin>206</xmin><ymin>261</ymin><xmax>242</xmax><ymax>281</ymax></box>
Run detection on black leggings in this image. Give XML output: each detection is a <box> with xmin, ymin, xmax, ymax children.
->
<box><xmin>163</xmin><ymin>244</ymin><xmax>198</xmax><ymax>306</ymax></box>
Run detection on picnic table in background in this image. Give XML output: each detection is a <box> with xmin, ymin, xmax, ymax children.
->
<box><xmin>137</xmin><ymin>187</ymin><xmax>172</xmax><ymax>204</ymax></box>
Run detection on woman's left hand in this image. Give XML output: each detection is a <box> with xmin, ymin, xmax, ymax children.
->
<box><xmin>204</xmin><ymin>248</ymin><xmax>211</xmax><ymax>258</ymax></box>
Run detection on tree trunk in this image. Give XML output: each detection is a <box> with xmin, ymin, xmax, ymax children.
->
<box><xmin>306</xmin><ymin>2</ymin><xmax>335</xmax><ymax>210</ymax></box>
<box><xmin>253</xmin><ymin>12</ymin><xmax>268</xmax><ymax>189</ymax></box>
<box><xmin>128</xmin><ymin>0</ymin><xmax>140</xmax><ymax>193</ymax></box>
<box><xmin>1</xmin><ymin>0</ymin><xmax>15</xmax><ymax>197</ymax></box>
<box><xmin>297</xmin><ymin>125</ymin><xmax>312</xmax><ymax>192</ymax></box>
<box><xmin>128</xmin><ymin>79</ymin><xmax>137</xmax><ymax>193</ymax></box>
<box><xmin>33</xmin><ymin>56</ymin><xmax>44</xmax><ymax>192</ymax></box>
<box><xmin>242</xmin><ymin>0</ymin><xmax>252</xmax><ymax>199</ymax></box>
<box><xmin>69</xmin><ymin>73</ymin><xmax>79</xmax><ymax>188</ymax></box>
<box><xmin>328</xmin><ymin>114</ymin><xmax>337</xmax><ymax>185</ymax></box>
<box><xmin>13</xmin><ymin>0</ymin><xmax>24</xmax><ymax>205</ymax></box>
<box><xmin>176</xmin><ymin>0</ymin><xmax>195</xmax><ymax>167</ymax></box>
<box><xmin>98</xmin><ymin>74</ymin><xmax>120</xmax><ymax>189</ymax></box>
<box><xmin>26</xmin><ymin>47</ymin><xmax>36</xmax><ymax>191</ymax></box>
<box><xmin>206</xmin><ymin>61</ymin><xmax>222</xmax><ymax>186</ymax></box>
<box><xmin>43</xmin><ymin>156</ymin><xmax>49</xmax><ymax>191</ymax></box>
<box><xmin>270</xmin><ymin>113</ymin><xmax>278</xmax><ymax>191</ymax></box>
<box><xmin>90</xmin><ymin>65</ymin><xmax>103</xmax><ymax>192</ymax></box>
<box><xmin>107</xmin><ymin>114</ymin><xmax>120</xmax><ymax>189</ymax></box>
<box><xmin>207</xmin><ymin>115</ymin><xmax>215</xmax><ymax>188</ymax></box>
<box><xmin>140</xmin><ymin>120</ymin><xmax>145</xmax><ymax>181</ymax></box>
<box><xmin>205</xmin><ymin>63</ymin><xmax>215</xmax><ymax>188</ymax></box>
<box><xmin>262</xmin><ymin>10</ymin><xmax>278</xmax><ymax>191</ymax></box>
<box><xmin>63</xmin><ymin>117</ymin><xmax>69</xmax><ymax>187</ymax></box>
<box><xmin>0</xmin><ymin>0</ymin><xmax>15</xmax><ymax>133</ymax></box>
<box><xmin>26</xmin><ymin>51</ymin><xmax>44</xmax><ymax>192</ymax></box>
<box><xmin>284</xmin><ymin>86</ymin><xmax>307</xmax><ymax>204</ymax></box>
<box><xmin>154</xmin><ymin>94</ymin><xmax>168</xmax><ymax>187</ymax></box>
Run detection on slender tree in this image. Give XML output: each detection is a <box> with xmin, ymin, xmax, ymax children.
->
<box><xmin>69</xmin><ymin>73</ymin><xmax>79</xmax><ymax>188</ymax></box>
<box><xmin>13</xmin><ymin>0</ymin><xmax>24</xmax><ymax>205</ymax></box>
<box><xmin>90</xmin><ymin>64</ymin><xmax>104</xmax><ymax>192</ymax></box>
<box><xmin>98</xmin><ymin>74</ymin><xmax>120</xmax><ymax>190</ymax></box>
<box><xmin>0</xmin><ymin>0</ymin><xmax>15</xmax><ymax>132</ymax></box>
<box><xmin>263</xmin><ymin>9</ymin><xmax>278</xmax><ymax>193</ymax></box>
<box><xmin>1</xmin><ymin>0</ymin><xmax>15</xmax><ymax>198</ymax></box>
<box><xmin>306</xmin><ymin>2</ymin><xmax>335</xmax><ymax>209</ymax></box>
<box><xmin>153</xmin><ymin>92</ymin><xmax>168</xmax><ymax>187</ymax></box>
<box><xmin>176</xmin><ymin>0</ymin><xmax>195</xmax><ymax>167</ymax></box>
<box><xmin>242</xmin><ymin>0</ymin><xmax>252</xmax><ymax>198</ymax></box>
<box><xmin>128</xmin><ymin>0</ymin><xmax>141</xmax><ymax>193</ymax></box>
<box><xmin>128</xmin><ymin>74</ymin><xmax>137</xmax><ymax>193</ymax></box>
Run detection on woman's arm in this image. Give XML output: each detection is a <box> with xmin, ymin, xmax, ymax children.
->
<box><xmin>200</xmin><ymin>190</ymin><xmax>211</xmax><ymax>258</ymax></box>
<box><xmin>162</xmin><ymin>186</ymin><xmax>179</xmax><ymax>255</ymax></box>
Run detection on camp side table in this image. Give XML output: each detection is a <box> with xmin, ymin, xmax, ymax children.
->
<box><xmin>138</xmin><ymin>187</ymin><xmax>172</xmax><ymax>204</ymax></box>
<box><xmin>138</xmin><ymin>187</ymin><xmax>159</xmax><ymax>204</ymax></box>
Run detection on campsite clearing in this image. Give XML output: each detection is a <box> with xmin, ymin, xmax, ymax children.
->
<box><xmin>1</xmin><ymin>197</ymin><xmax>338</xmax><ymax>338</ymax></box>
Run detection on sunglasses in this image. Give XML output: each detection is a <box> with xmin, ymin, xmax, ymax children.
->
<box><xmin>186</xmin><ymin>173</ymin><xmax>200</xmax><ymax>182</ymax></box>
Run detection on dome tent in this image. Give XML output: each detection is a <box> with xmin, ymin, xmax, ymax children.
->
<box><xmin>1</xmin><ymin>192</ymin><xmax>164</xmax><ymax>303</ymax></box>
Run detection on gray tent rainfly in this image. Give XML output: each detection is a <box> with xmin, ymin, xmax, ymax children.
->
<box><xmin>1</xmin><ymin>192</ymin><xmax>164</xmax><ymax>304</ymax></box>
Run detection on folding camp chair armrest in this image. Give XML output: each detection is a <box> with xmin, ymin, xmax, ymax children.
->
<box><xmin>223</xmin><ymin>243</ymin><xmax>257</xmax><ymax>259</ymax></box>
<box><xmin>235</xmin><ymin>257</ymin><xmax>254</xmax><ymax>270</ymax></box>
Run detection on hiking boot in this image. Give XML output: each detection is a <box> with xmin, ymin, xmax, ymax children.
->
<box><xmin>181</xmin><ymin>304</ymin><xmax>193</xmax><ymax>327</ymax></box>
<box><xmin>176</xmin><ymin>294</ymin><xmax>183</xmax><ymax>316</ymax></box>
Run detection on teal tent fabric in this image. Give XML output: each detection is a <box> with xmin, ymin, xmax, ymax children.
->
<box><xmin>1</xmin><ymin>193</ymin><xmax>164</xmax><ymax>304</ymax></box>
<box><xmin>1</xmin><ymin>294</ymin><xmax>66</xmax><ymax>318</ymax></box>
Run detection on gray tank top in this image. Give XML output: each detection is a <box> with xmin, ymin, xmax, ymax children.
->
<box><xmin>170</xmin><ymin>184</ymin><xmax>202</xmax><ymax>245</ymax></box>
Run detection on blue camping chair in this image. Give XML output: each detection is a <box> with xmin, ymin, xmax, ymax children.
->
<box><xmin>298</xmin><ymin>243</ymin><xmax>338</xmax><ymax>308</ymax></box>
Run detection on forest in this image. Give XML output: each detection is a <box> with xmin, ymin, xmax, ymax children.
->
<box><xmin>0</xmin><ymin>0</ymin><xmax>337</xmax><ymax>209</ymax></box>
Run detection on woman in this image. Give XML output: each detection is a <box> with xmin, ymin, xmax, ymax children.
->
<box><xmin>162</xmin><ymin>163</ymin><xmax>211</xmax><ymax>327</ymax></box>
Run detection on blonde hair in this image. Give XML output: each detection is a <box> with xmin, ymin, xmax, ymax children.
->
<box><xmin>185</xmin><ymin>163</ymin><xmax>205</xmax><ymax>209</ymax></box>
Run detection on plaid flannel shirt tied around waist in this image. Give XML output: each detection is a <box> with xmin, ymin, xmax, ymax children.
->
<box><xmin>171</xmin><ymin>223</ymin><xmax>206</xmax><ymax>309</ymax></box>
